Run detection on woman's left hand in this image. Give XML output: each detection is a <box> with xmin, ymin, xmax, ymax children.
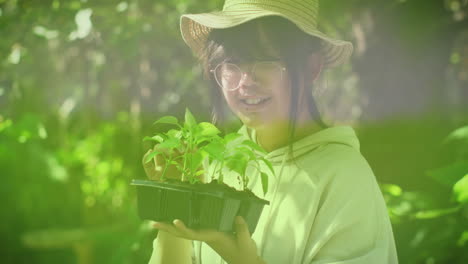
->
<box><xmin>153</xmin><ymin>216</ymin><xmax>266</xmax><ymax>264</ymax></box>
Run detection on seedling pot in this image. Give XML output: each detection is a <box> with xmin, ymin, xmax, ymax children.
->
<box><xmin>131</xmin><ymin>179</ymin><xmax>269</xmax><ymax>234</ymax></box>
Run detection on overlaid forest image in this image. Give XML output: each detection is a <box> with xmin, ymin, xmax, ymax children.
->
<box><xmin>1</xmin><ymin>0</ymin><xmax>467</xmax><ymax>264</ymax></box>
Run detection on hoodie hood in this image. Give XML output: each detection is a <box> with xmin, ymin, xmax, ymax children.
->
<box><xmin>237</xmin><ymin>125</ymin><xmax>361</xmax><ymax>165</ymax></box>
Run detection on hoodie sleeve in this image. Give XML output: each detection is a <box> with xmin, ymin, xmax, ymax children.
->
<box><xmin>302</xmin><ymin>146</ymin><xmax>398</xmax><ymax>264</ymax></box>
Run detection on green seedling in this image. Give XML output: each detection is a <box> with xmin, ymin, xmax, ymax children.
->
<box><xmin>143</xmin><ymin>108</ymin><xmax>274</xmax><ymax>195</ymax></box>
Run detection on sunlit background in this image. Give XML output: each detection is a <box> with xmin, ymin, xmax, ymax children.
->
<box><xmin>1</xmin><ymin>0</ymin><xmax>467</xmax><ymax>263</ymax></box>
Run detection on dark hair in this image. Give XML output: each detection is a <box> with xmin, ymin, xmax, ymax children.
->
<box><xmin>200</xmin><ymin>16</ymin><xmax>329</xmax><ymax>153</ymax></box>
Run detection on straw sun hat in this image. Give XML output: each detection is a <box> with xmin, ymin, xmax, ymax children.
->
<box><xmin>180</xmin><ymin>0</ymin><xmax>353</xmax><ymax>68</ymax></box>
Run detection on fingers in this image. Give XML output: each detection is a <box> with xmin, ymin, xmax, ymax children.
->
<box><xmin>234</xmin><ymin>216</ymin><xmax>261</xmax><ymax>263</ymax></box>
<box><xmin>235</xmin><ymin>216</ymin><xmax>259</xmax><ymax>254</ymax></box>
<box><xmin>234</xmin><ymin>216</ymin><xmax>251</xmax><ymax>243</ymax></box>
<box><xmin>153</xmin><ymin>219</ymin><xmax>222</xmax><ymax>243</ymax></box>
<box><xmin>153</xmin><ymin>220</ymin><xmax>197</xmax><ymax>240</ymax></box>
<box><xmin>173</xmin><ymin>220</ymin><xmax>221</xmax><ymax>242</ymax></box>
<box><xmin>153</xmin><ymin>217</ymin><xmax>260</xmax><ymax>264</ymax></box>
<box><xmin>153</xmin><ymin>220</ymin><xmax>185</xmax><ymax>238</ymax></box>
<box><xmin>173</xmin><ymin>219</ymin><xmax>200</xmax><ymax>239</ymax></box>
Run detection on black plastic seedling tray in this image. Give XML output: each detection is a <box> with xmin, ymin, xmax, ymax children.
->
<box><xmin>131</xmin><ymin>179</ymin><xmax>269</xmax><ymax>234</ymax></box>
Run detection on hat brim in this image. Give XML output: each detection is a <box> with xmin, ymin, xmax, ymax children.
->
<box><xmin>180</xmin><ymin>10</ymin><xmax>353</xmax><ymax>67</ymax></box>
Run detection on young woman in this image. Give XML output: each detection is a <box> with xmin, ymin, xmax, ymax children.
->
<box><xmin>144</xmin><ymin>1</ymin><xmax>398</xmax><ymax>263</ymax></box>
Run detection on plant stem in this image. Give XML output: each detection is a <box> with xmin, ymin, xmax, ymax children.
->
<box><xmin>189</xmin><ymin>137</ymin><xmax>193</xmax><ymax>181</ymax></box>
<box><xmin>157</xmin><ymin>152</ymin><xmax>167</xmax><ymax>180</ymax></box>
<box><xmin>220</xmin><ymin>160</ymin><xmax>225</xmax><ymax>183</ymax></box>
<box><xmin>187</xmin><ymin>136</ymin><xmax>193</xmax><ymax>182</ymax></box>
<box><xmin>242</xmin><ymin>172</ymin><xmax>246</xmax><ymax>191</ymax></box>
<box><xmin>161</xmin><ymin>158</ymin><xmax>170</xmax><ymax>181</ymax></box>
<box><xmin>210</xmin><ymin>160</ymin><xmax>218</xmax><ymax>182</ymax></box>
<box><xmin>182</xmin><ymin>140</ymin><xmax>187</xmax><ymax>182</ymax></box>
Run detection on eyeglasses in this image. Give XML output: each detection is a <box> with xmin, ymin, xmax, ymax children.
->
<box><xmin>209</xmin><ymin>60</ymin><xmax>287</xmax><ymax>91</ymax></box>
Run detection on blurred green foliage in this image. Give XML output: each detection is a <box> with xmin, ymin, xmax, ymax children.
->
<box><xmin>1</xmin><ymin>0</ymin><xmax>467</xmax><ymax>263</ymax></box>
<box><xmin>378</xmin><ymin>124</ymin><xmax>468</xmax><ymax>263</ymax></box>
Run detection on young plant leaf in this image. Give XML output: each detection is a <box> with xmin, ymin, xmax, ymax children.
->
<box><xmin>241</xmin><ymin>139</ymin><xmax>267</xmax><ymax>153</ymax></box>
<box><xmin>260</xmin><ymin>157</ymin><xmax>275</xmax><ymax>175</ymax></box>
<box><xmin>144</xmin><ymin>150</ymin><xmax>162</xmax><ymax>163</ymax></box>
<box><xmin>153</xmin><ymin>116</ymin><xmax>179</xmax><ymax>126</ymax></box>
<box><xmin>426</xmin><ymin>161</ymin><xmax>468</xmax><ymax>187</ymax></box>
<box><xmin>189</xmin><ymin>151</ymin><xmax>205</xmax><ymax>173</ymax></box>
<box><xmin>143</xmin><ymin>135</ymin><xmax>165</xmax><ymax>143</ymax></box>
<box><xmin>224</xmin><ymin>133</ymin><xmax>241</xmax><ymax>143</ymax></box>
<box><xmin>443</xmin><ymin>126</ymin><xmax>468</xmax><ymax>144</ymax></box>
<box><xmin>453</xmin><ymin>174</ymin><xmax>468</xmax><ymax>204</ymax></box>
<box><xmin>260</xmin><ymin>172</ymin><xmax>269</xmax><ymax>195</ymax></box>
<box><xmin>158</xmin><ymin>137</ymin><xmax>181</xmax><ymax>150</ymax></box>
<box><xmin>225</xmin><ymin>153</ymin><xmax>248</xmax><ymax>176</ymax></box>
<box><xmin>184</xmin><ymin>108</ymin><xmax>197</xmax><ymax>130</ymax></box>
<box><xmin>196</xmin><ymin>136</ymin><xmax>212</xmax><ymax>145</ymax></box>
<box><xmin>234</xmin><ymin>145</ymin><xmax>256</xmax><ymax>160</ymax></box>
<box><xmin>198</xmin><ymin>122</ymin><xmax>221</xmax><ymax>137</ymax></box>
<box><xmin>201</xmin><ymin>140</ymin><xmax>225</xmax><ymax>161</ymax></box>
<box><xmin>167</xmin><ymin>129</ymin><xmax>183</xmax><ymax>139</ymax></box>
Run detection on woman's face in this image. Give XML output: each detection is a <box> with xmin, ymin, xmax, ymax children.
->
<box><xmin>210</xmin><ymin>23</ymin><xmax>322</xmax><ymax>132</ymax></box>
<box><xmin>220</xmin><ymin>59</ymin><xmax>295</xmax><ymax>130</ymax></box>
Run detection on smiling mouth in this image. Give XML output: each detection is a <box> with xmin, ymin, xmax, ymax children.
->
<box><xmin>240</xmin><ymin>97</ymin><xmax>272</xmax><ymax>105</ymax></box>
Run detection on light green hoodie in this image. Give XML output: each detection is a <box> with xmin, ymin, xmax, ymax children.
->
<box><xmin>154</xmin><ymin>125</ymin><xmax>399</xmax><ymax>264</ymax></box>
